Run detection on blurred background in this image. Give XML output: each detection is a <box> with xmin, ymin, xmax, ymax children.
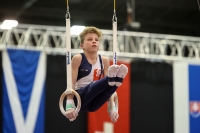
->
<box><xmin>1</xmin><ymin>0</ymin><xmax>200</xmax><ymax>36</ymax></box>
<box><xmin>0</xmin><ymin>0</ymin><xmax>200</xmax><ymax>133</ymax></box>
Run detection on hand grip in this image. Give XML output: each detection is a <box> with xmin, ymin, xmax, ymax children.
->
<box><xmin>59</xmin><ymin>89</ymin><xmax>81</xmax><ymax>117</ymax></box>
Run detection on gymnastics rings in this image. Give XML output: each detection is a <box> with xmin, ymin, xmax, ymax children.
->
<box><xmin>59</xmin><ymin>89</ymin><xmax>81</xmax><ymax>117</ymax></box>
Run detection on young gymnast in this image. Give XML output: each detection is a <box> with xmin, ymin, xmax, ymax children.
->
<box><xmin>65</xmin><ymin>26</ymin><xmax>128</xmax><ymax>123</ymax></box>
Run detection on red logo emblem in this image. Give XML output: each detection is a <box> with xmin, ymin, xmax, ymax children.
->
<box><xmin>93</xmin><ymin>69</ymin><xmax>101</xmax><ymax>81</ymax></box>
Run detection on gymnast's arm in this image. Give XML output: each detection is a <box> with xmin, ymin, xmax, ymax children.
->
<box><xmin>65</xmin><ymin>54</ymin><xmax>81</xmax><ymax>121</ymax></box>
<box><xmin>67</xmin><ymin>54</ymin><xmax>81</xmax><ymax>100</ymax></box>
<box><xmin>102</xmin><ymin>56</ymin><xmax>119</xmax><ymax>123</ymax></box>
<box><xmin>102</xmin><ymin>56</ymin><xmax>110</xmax><ymax>76</ymax></box>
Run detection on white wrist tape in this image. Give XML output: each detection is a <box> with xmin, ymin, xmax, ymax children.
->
<box><xmin>66</xmin><ymin>99</ymin><xmax>74</xmax><ymax>104</ymax></box>
<box><xmin>66</xmin><ymin>99</ymin><xmax>75</xmax><ymax>111</ymax></box>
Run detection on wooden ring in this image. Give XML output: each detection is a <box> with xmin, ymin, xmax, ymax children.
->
<box><xmin>59</xmin><ymin>89</ymin><xmax>81</xmax><ymax>116</ymax></box>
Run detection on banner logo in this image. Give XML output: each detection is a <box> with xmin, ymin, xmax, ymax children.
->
<box><xmin>113</xmin><ymin>52</ymin><xmax>117</xmax><ymax>65</ymax></box>
<box><xmin>190</xmin><ymin>101</ymin><xmax>200</xmax><ymax>118</ymax></box>
<box><xmin>67</xmin><ymin>51</ymin><xmax>70</xmax><ymax>64</ymax></box>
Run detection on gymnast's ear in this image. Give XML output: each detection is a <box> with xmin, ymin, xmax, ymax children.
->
<box><xmin>80</xmin><ymin>43</ymin><xmax>85</xmax><ymax>50</ymax></box>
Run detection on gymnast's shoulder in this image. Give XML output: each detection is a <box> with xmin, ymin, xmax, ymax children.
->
<box><xmin>101</xmin><ymin>55</ymin><xmax>110</xmax><ymax>64</ymax></box>
<box><xmin>72</xmin><ymin>54</ymin><xmax>82</xmax><ymax>63</ymax></box>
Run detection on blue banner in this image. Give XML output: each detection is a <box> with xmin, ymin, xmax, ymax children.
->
<box><xmin>189</xmin><ymin>65</ymin><xmax>200</xmax><ymax>133</ymax></box>
<box><xmin>2</xmin><ymin>49</ymin><xmax>46</xmax><ymax>133</ymax></box>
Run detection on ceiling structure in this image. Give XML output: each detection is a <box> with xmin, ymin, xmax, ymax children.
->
<box><xmin>0</xmin><ymin>0</ymin><xmax>200</xmax><ymax>37</ymax></box>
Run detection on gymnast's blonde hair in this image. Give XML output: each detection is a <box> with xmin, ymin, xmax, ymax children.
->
<box><xmin>79</xmin><ymin>26</ymin><xmax>102</xmax><ymax>43</ymax></box>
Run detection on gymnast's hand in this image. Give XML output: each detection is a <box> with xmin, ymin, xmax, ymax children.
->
<box><xmin>108</xmin><ymin>101</ymin><xmax>119</xmax><ymax>123</ymax></box>
<box><xmin>109</xmin><ymin>110</ymin><xmax>119</xmax><ymax>123</ymax></box>
<box><xmin>65</xmin><ymin>99</ymin><xmax>78</xmax><ymax>121</ymax></box>
<box><xmin>65</xmin><ymin>108</ymin><xmax>78</xmax><ymax>121</ymax></box>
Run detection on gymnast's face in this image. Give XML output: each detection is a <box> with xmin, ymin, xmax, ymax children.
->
<box><xmin>81</xmin><ymin>33</ymin><xmax>100</xmax><ymax>53</ymax></box>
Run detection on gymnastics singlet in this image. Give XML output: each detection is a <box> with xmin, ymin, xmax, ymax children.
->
<box><xmin>74</xmin><ymin>53</ymin><xmax>118</xmax><ymax>112</ymax></box>
<box><xmin>75</xmin><ymin>53</ymin><xmax>104</xmax><ymax>90</ymax></box>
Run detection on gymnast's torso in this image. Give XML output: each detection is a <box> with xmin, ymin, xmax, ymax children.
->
<box><xmin>75</xmin><ymin>53</ymin><xmax>104</xmax><ymax>90</ymax></box>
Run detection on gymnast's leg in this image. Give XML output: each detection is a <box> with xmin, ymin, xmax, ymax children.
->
<box><xmin>87</xmin><ymin>64</ymin><xmax>129</xmax><ymax>111</ymax></box>
<box><xmin>76</xmin><ymin>76</ymin><xmax>116</xmax><ymax>111</ymax></box>
<box><xmin>76</xmin><ymin>64</ymin><xmax>128</xmax><ymax>111</ymax></box>
<box><xmin>86</xmin><ymin>84</ymin><xmax>118</xmax><ymax>112</ymax></box>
